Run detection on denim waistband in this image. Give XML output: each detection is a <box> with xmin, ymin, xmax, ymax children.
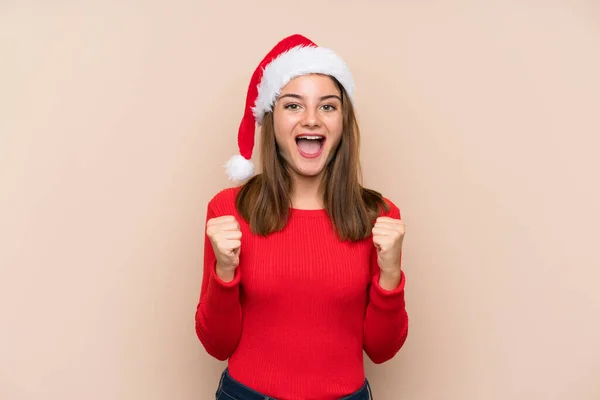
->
<box><xmin>216</xmin><ymin>368</ymin><xmax>372</xmax><ymax>400</ymax></box>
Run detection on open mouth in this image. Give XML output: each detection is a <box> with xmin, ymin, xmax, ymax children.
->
<box><xmin>295</xmin><ymin>135</ymin><xmax>326</xmax><ymax>158</ymax></box>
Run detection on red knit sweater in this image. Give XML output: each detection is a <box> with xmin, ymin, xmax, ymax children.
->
<box><xmin>195</xmin><ymin>186</ymin><xmax>408</xmax><ymax>399</ymax></box>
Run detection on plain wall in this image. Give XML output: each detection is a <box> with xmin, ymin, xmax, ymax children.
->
<box><xmin>1</xmin><ymin>1</ymin><xmax>599</xmax><ymax>399</ymax></box>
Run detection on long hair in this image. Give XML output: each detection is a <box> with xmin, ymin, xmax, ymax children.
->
<box><xmin>235</xmin><ymin>75</ymin><xmax>389</xmax><ymax>241</ymax></box>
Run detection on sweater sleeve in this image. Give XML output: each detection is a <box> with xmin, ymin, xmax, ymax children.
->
<box><xmin>194</xmin><ymin>199</ymin><xmax>243</xmax><ymax>361</ymax></box>
<box><xmin>363</xmin><ymin>199</ymin><xmax>409</xmax><ymax>364</ymax></box>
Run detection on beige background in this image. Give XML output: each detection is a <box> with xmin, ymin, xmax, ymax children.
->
<box><xmin>1</xmin><ymin>1</ymin><xmax>600</xmax><ymax>399</ymax></box>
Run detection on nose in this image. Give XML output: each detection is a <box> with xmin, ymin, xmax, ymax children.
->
<box><xmin>300</xmin><ymin>107</ymin><xmax>322</xmax><ymax>129</ymax></box>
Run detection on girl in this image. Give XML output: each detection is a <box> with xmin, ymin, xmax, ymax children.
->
<box><xmin>195</xmin><ymin>34</ymin><xmax>408</xmax><ymax>400</ymax></box>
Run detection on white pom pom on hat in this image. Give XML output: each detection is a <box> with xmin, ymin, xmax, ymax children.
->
<box><xmin>225</xmin><ymin>154</ymin><xmax>255</xmax><ymax>182</ymax></box>
<box><xmin>224</xmin><ymin>34</ymin><xmax>355</xmax><ymax>181</ymax></box>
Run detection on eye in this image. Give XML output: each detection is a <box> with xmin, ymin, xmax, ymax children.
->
<box><xmin>284</xmin><ymin>103</ymin><xmax>301</xmax><ymax>110</ymax></box>
<box><xmin>321</xmin><ymin>104</ymin><xmax>337</xmax><ymax>111</ymax></box>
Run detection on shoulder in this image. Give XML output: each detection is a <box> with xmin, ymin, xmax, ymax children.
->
<box><xmin>207</xmin><ymin>185</ymin><xmax>242</xmax><ymax>217</ymax></box>
<box><xmin>362</xmin><ymin>186</ymin><xmax>402</xmax><ymax>220</ymax></box>
<box><xmin>209</xmin><ymin>185</ymin><xmax>241</xmax><ymax>204</ymax></box>
<box><xmin>379</xmin><ymin>196</ymin><xmax>402</xmax><ymax>220</ymax></box>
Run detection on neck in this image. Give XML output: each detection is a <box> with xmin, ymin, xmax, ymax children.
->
<box><xmin>289</xmin><ymin>172</ymin><xmax>324</xmax><ymax>210</ymax></box>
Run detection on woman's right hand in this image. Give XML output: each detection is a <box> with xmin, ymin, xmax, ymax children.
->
<box><xmin>206</xmin><ymin>215</ymin><xmax>242</xmax><ymax>282</ymax></box>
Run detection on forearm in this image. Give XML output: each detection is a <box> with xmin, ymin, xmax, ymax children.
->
<box><xmin>195</xmin><ymin>262</ymin><xmax>243</xmax><ymax>361</ymax></box>
<box><xmin>378</xmin><ymin>269</ymin><xmax>402</xmax><ymax>291</ymax></box>
<box><xmin>215</xmin><ymin>263</ymin><xmax>236</xmax><ymax>283</ymax></box>
<box><xmin>363</xmin><ymin>271</ymin><xmax>409</xmax><ymax>364</ymax></box>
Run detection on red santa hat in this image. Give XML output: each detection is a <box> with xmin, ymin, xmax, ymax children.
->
<box><xmin>225</xmin><ymin>34</ymin><xmax>355</xmax><ymax>181</ymax></box>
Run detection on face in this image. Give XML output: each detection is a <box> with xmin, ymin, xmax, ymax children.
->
<box><xmin>272</xmin><ymin>74</ymin><xmax>344</xmax><ymax>179</ymax></box>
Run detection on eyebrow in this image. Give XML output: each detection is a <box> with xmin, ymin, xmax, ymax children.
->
<box><xmin>278</xmin><ymin>93</ymin><xmax>342</xmax><ymax>102</ymax></box>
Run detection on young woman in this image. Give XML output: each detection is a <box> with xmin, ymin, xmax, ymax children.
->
<box><xmin>195</xmin><ymin>34</ymin><xmax>409</xmax><ymax>400</ymax></box>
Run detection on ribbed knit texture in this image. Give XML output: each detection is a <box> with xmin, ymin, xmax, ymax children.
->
<box><xmin>195</xmin><ymin>186</ymin><xmax>409</xmax><ymax>400</ymax></box>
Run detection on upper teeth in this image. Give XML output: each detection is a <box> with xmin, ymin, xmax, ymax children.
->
<box><xmin>298</xmin><ymin>136</ymin><xmax>322</xmax><ymax>140</ymax></box>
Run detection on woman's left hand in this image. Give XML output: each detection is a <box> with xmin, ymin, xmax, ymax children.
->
<box><xmin>372</xmin><ymin>217</ymin><xmax>406</xmax><ymax>289</ymax></box>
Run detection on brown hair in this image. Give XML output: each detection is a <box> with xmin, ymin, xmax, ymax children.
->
<box><xmin>235</xmin><ymin>75</ymin><xmax>389</xmax><ymax>241</ymax></box>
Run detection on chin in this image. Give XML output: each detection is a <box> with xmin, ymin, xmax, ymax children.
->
<box><xmin>292</xmin><ymin>163</ymin><xmax>326</xmax><ymax>178</ymax></box>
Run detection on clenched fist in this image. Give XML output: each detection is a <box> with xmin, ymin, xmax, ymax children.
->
<box><xmin>372</xmin><ymin>216</ymin><xmax>406</xmax><ymax>290</ymax></box>
<box><xmin>206</xmin><ymin>215</ymin><xmax>242</xmax><ymax>282</ymax></box>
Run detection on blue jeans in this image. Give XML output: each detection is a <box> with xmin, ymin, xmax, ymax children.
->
<box><xmin>215</xmin><ymin>368</ymin><xmax>373</xmax><ymax>400</ymax></box>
